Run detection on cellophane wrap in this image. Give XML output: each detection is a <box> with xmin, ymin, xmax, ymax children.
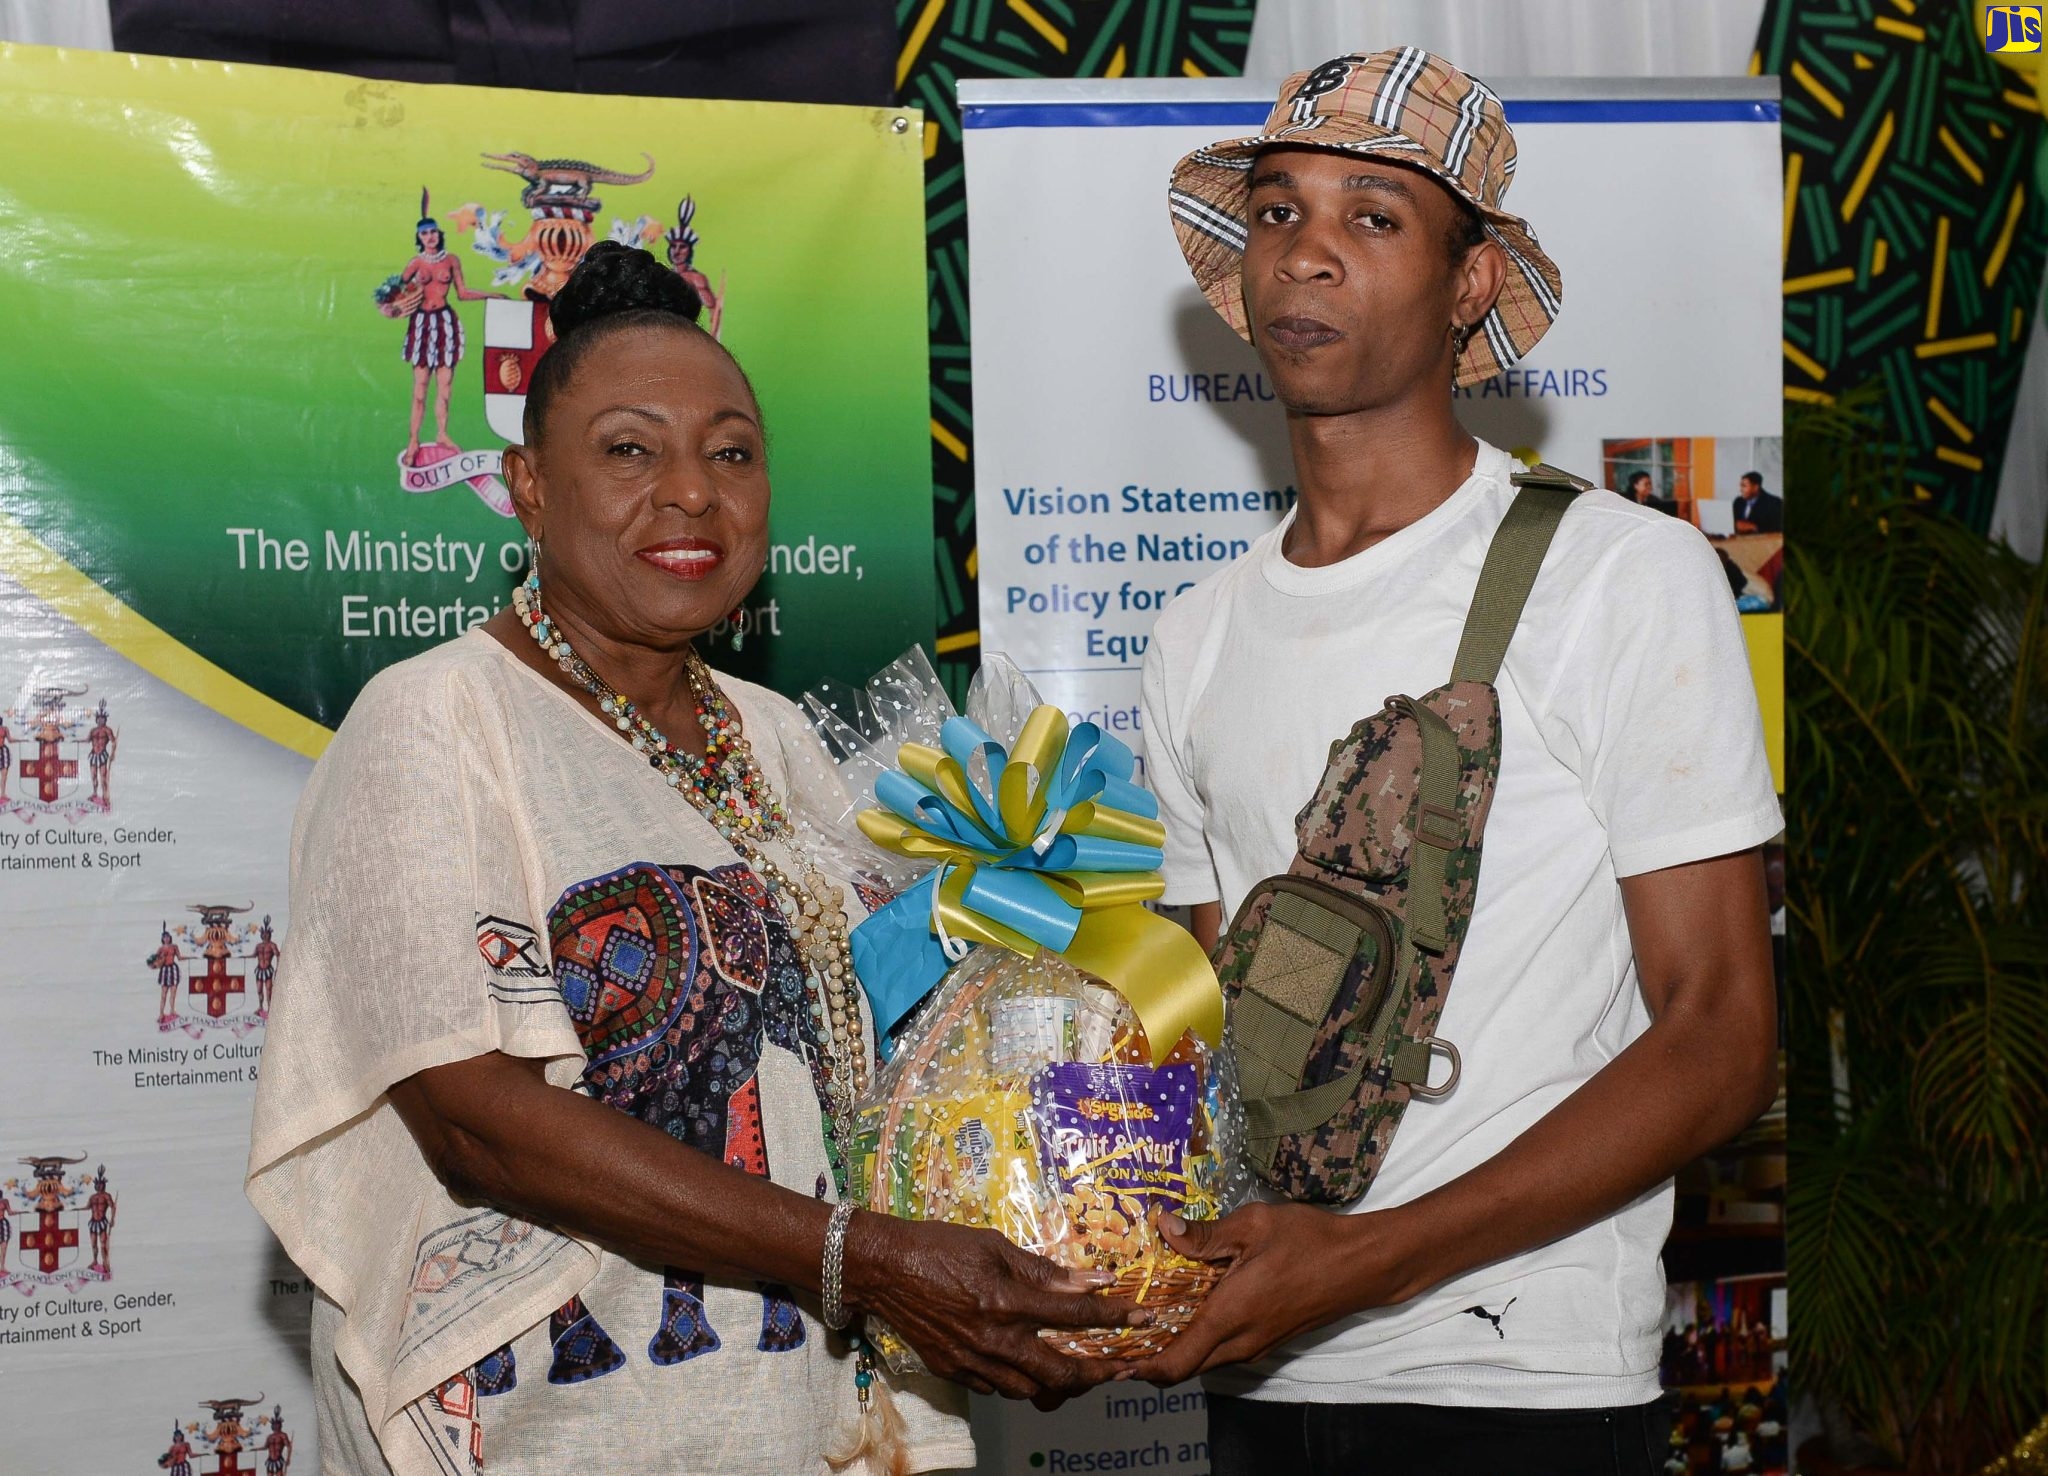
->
<box><xmin>849</xmin><ymin>945</ymin><xmax>1247</xmax><ymax>1370</ymax></box>
<box><xmin>800</xmin><ymin>648</ymin><xmax>1043</xmax><ymax>890</ymax></box>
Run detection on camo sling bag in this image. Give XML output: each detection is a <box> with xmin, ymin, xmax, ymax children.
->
<box><xmin>1214</xmin><ymin>466</ymin><xmax>1589</xmax><ymax>1205</ymax></box>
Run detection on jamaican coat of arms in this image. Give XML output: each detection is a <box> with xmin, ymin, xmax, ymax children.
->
<box><xmin>156</xmin><ymin>1396</ymin><xmax>292</xmax><ymax>1476</ymax></box>
<box><xmin>149</xmin><ymin>904</ymin><xmax>278</xmax><ymax>1037</ymax></box>
<box><xmin>1</xmin><ymin>1155</ymin><xmax>116</xmax><ymax>1296</ymax></box>
<box><xmin>376</xmin><ymin>151</ymin><xmax>724</xmax><ymax>516</ymax></box>
<box><xmin>0</xmin><ymin>686</ymin><xmax>116</xmax><ymax>824</ymax></box>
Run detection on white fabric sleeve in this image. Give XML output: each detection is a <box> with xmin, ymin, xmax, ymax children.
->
<box><xmin>246</xmin><ymin>659</ymin><xmax>592</xmax><ymax>1434</ymax></box>
<box><xmin>1141</xmin><ymin>639</ymin><xmax>1221</xmax><ymax>906</ymax></box>
<box><xmin>250</xmin><ymin>660</ymin><xmax>582</xmax><ymax>1182</ymax></box>
<box><xmin>1536</xmin><ymin>517</ymin><xmax>1784</xmax><ymax>878</ymax></box>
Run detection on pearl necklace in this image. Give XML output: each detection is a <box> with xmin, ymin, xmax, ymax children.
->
<box><xmin>512</xmin><ymin>573</ymin><xmax>870</xmax><ymax>1116</ymax></box>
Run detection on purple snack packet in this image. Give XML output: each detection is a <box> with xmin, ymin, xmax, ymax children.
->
<box><xmin>1031</xmin><ymin>1062</ymin><xmax>1199</xmax><ymax>1224</ymax></box>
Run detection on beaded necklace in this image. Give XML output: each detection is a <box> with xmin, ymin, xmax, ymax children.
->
<box><xmin>511</xmin><ymin>571</ymin><xmax>871</xmax><ymax>1118</ymax></box>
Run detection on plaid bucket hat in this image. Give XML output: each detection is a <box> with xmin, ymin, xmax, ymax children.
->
<box><xmin>1169</xmin><ymin>47</ymin><xmax>1562</xmax><ymax>387</ymax></box>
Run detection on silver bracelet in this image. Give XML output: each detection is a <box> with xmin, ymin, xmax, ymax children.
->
<box><xmin>821</xmin><ymin>1201</ymin><xmax>857</xmax><ymax>1331</ymax></box>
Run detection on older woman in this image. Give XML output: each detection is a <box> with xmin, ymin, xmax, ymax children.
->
<box><xmin>248</xmin><ymin>242</ymin><xmax>1136</xmax><ymax>1476</ymax></box>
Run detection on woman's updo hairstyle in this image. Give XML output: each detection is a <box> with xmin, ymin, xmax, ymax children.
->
<box><xmin>549</xmin><ymin>238</ymin><xmax>701</xmax><ymax>336</ymax></box>
<box><xmin>523</xmin><ymin>240</ymin><xmax>737</xmax><ymax>443</ymax></box>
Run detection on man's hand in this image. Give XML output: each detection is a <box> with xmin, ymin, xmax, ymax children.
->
<box><xmin>1124</xmin><ymin>1203</ymin><xmax>1414</xmax><ymax>1386</ymax></box>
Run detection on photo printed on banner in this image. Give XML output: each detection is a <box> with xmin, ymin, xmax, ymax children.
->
<box><xmin>1601</xmin><ymin>436</ymin><xmax>1786</xmax><ymax>613</ymax></box>
<box><xmin>965</xmin><ymin>81</ymin><xmax>1784</xmax><ymax>745</ymax></box>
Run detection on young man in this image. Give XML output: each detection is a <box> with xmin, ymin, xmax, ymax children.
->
<box><xmin>1732</xmin><ymin>471</ymin><xmax>1784</xmax><ymax>532</ymax></box>
<box><xmin>1134</xmin><ymin>50</ymin><xmax>1782</xmax><ymax>1475</ymax></box>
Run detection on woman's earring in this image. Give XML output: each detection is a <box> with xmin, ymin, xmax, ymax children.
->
<box><xmin>728</xmin><ymin>605</ymin><xmax>748</xmax><ymax>653</ymax></box>
<box><xmin>525</xmin><ymin>534</ymin><xmax>541</xmax><ymax>581</ymax></box>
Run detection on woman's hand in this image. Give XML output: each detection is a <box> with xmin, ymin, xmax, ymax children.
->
<box><xmin>385</xmin><ymin>1052</ymin><xmax>1142</xmax><ymax>1401</ymax></box>
<box><xmin>843</xmin><ymin>1213</ymin><xmax>1145</xmax><ymax>1401</ymax></box>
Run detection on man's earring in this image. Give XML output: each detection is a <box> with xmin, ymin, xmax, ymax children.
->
<box><xmin>1449</xmin><ymin>321</ymin><xmax>1475</xmax><ymax>356</ymax></box>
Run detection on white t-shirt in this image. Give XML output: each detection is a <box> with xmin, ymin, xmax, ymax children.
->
<box><xmin>1139</xmin><ymin>441</ymin><xmax>1782</xmax><ymax>1408</ymax></box>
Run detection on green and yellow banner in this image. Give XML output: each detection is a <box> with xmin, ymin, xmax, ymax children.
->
<box><xmin>0</xmin><ymin>44</ymin><xmax>935</xmax><ymax>754</ymax></box>
<box><xmin>0</xmin><ymin>46</ymin><xmax>935</xmax><ymax>1467</ymax></box>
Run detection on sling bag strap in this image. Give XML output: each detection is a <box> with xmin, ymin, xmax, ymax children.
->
<box><xmin>1401</xmin><ymin>467</ymin><xmax>1586</xmax><ymax>969</ymax></box>
<box><xmin>1244</xmin><ymin>468</ymin><xmax>1588</xmax><ymax>1146</ymax></box>
<box><xmin>1245</xmin><ymin>1059</ymin><xmax>1367</xmax><ymax>1141</ymax></box>
<box><xmin>1393</xmin><ymin>695</ymin><xmax>1462</xmax><ymax>954</ymax></box>
<box><xmin>1451</xmin><ymin>466</ymin><xmax>1589</xmax><ymax>684</ymax></box>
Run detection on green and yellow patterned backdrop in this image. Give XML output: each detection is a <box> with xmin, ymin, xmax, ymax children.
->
<box><xmin>0</xmin><ymin>46</ymin><xmax>936</xmax><ymax>740</ymax></box>
<box><xmin>893</xmin><ymin>0</ymin><xmax>1257</xmax><ymax>693</ymax></box>
<box><xmin>1761</xmin><ymin>0</ymin><xmax>2048</xmax><ymax>529</ymax></box>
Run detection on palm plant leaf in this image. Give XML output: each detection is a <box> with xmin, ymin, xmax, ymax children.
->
<box><xmin>1784</xmin><ymin>391</ymin><xmax>2048</xmax><ymax>1470</ymax></box>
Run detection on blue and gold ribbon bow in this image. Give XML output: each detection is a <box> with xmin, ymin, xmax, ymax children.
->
<box><xmin>850</xmin><ymin>706</ymin><xmax>1223</xmax><ymax>1066</ymax></box>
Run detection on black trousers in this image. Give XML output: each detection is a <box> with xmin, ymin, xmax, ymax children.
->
<box><xmin>1208</xmin><ymin>1393</ymin><xmax>1671</xmax><ymax>1476</ymax></box>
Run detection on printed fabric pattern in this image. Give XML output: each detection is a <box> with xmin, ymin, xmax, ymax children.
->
<box><xmin>460</xmin><ymin>859</ymin><xmax>834</xmax><ymax>1407</ymax></box>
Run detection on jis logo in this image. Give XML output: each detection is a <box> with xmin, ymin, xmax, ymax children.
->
<box><xmin>1985</xmin><ymin>5</ymin><xmax>2043</xmax><ymax>53</ymax></box>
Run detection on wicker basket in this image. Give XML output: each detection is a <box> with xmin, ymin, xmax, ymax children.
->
<box><xmin>376</xmin><ymin>282</ymin><xmax>425</xmax><ymax>319</ymax></box>
<box><xmin>1038</xmin><ymin>1254</ymin><xmax>1221</xmax><ymax>1359</ymax></box>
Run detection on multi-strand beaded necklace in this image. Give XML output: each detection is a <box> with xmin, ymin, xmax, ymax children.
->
<box><xmin>511</xmin><ymin>570</ymin><xmax>871</xmax><ymax>1121</ymax></box>
<box><xmin>514</xmin><ymin>571</ymin><xmax>893</xmax><ymax>1430</ymax></box>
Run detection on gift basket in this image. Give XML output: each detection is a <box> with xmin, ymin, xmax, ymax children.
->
<box><xmin>808</xmin><ymin>653</ymin><xmax>1247</xmax><ymax>1369</ymax></box>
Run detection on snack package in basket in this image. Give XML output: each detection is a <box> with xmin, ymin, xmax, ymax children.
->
<box><xmin>849</xmin><ymin>946</ymin><xmax>1243</xmax><ymax>1366</ymax></box>
<box><xmin>808</xmin><ymin>651</ymin><xmax>1247</xmax><ymax>1371</ymax></box>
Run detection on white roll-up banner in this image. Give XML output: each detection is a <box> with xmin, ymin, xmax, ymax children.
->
<box><xmin>963</xmin><ymin>76</ymin><xmax>1783</xmax><ymax>1475</ymax></box>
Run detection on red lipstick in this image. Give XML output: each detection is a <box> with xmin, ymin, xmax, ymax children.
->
<box><xmin>635</xmin><ymin>536</ymin><xmax>724</xmax><ymax>581</ymax></box>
